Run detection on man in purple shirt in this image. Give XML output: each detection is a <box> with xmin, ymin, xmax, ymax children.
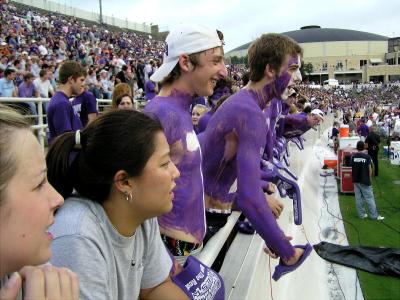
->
<box><xmin>144</xmin><ymin>79</ymin><xmax>157</xmax><ymax>100</ymax></box>
<box><xmin>47</xmin><ymin>61</ymin><xmax>86</xmax><ymax>144</ymax></box>
<box><xmin>200</xmin><ymin>34</ymin><xmax>311</xmax><ymax>280</ymax></box>
<box><xmin>357</xmin><ymin>118</ymin><xmax>369</xmax><ymax>140</ymax></box>
<box><xmin>17</xmin><ymin>72</ymin><xmax>39</xmax><ymax>115</ymax></box>
<box><xmin>144</xmin><ymin>24</ymin><xmax>227</xmax><ymax>263</ymax></box>
<box><xmin>72</xmin><ymin>87</ymin><xmax>98</xmax><ymax>127</ymax></box>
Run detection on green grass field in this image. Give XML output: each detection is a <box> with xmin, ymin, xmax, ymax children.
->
<box><xmin>338</xmin><ymin>155</ymin><xmax>400</xmax><ymax>300</ymax></box>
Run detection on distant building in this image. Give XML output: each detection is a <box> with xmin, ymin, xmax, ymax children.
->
<box><xmin>226</xmin><ymin>26</ymin><xmax>400</xmax><ymax>84</ymax></box>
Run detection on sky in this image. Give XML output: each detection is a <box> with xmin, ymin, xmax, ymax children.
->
<box><xmin>53</xmin><ymin>0</ymin><xmax>400</xmax><ymax>52</ymax></box>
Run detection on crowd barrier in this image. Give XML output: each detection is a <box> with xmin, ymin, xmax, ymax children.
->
<box><xmin>0</xmin><ymin>97</ymin><xmax>114</xmax><ymax>149</ymax></box>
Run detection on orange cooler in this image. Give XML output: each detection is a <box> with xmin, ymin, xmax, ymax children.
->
<box><xmin>324</xmin><ymin>157</ymin><xmax>338</xmax><ymax>169</ymax></box>
<box><xmin>339</xmin><ymin>125</ymin><xmax>349</xmax><ymax>137</ymax></box>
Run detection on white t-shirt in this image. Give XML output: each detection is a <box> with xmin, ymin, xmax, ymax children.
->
<box><xmin>38</xmin><ymin>44</ymin><xmax>48</xmax><ymax>56</ymax></box>
<box><xmin>49</xmin><ymin>197</ymin><xmax>172</xmax><ymax>300</ymax></box>
<box><xmin>34</xmin><ymin>78</ymin><xmax>54</xmax><ymax>97</ymax></box>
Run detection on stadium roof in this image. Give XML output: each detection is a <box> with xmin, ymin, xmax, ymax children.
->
<box><xmin>228</xmin><ymin>26</ymin><xmax>389</xmax><ymax>53</ymax></box>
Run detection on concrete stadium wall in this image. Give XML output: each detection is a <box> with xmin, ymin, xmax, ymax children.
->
<box><xmin>302</xmin><ymin>41</ymin><xmax>387</xmax><ymax>70</ymax></box>
<box><xmin>12</xmin><ymin>0</ymin><xmax>152</xmax><ymax>33</ymax></box>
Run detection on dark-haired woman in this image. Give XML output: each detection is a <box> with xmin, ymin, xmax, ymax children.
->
<box><xmin>46</xmin><ymin>110</ymin><xmax>187</xmax><ymax>299</ymax></box>
<box><xmin>115</xmin><ymin>93</ymin><xmax>134</xmax><ymax>110</ymax></box>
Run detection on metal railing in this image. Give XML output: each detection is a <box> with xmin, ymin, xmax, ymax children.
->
<box><xmin>0</xmin><ymin>97</ymin><xmax>114</xmax><ymax>149</ymax></box>
<box><xmin>1</xmin><ymin>97</ymin><xmax>50</xmax><ymax>149</ymax></box>
<box><xmin>198</xmin><ymin>212</ymin><xmax>241</xmax><ymax>267</ymax></box>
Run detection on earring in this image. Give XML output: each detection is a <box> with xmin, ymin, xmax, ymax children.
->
<box><xmin>124</xmin><ymin>191</ymin><xmax>133</xmax><ymax>203</ymax></box>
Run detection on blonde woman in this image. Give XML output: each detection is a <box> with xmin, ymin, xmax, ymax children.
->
<box><xmin>191</xmin><ymin>104</ymin><xmax>209</xmax><ymax>133</ymax></box>
<box><xmin>0</xmin><ymin>105</ymin><xmax>79</xmax><ymax>300</ymax></box>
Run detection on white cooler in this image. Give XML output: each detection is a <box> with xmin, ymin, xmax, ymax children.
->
<box><xmin>339</xmin><ymin>136</ymin><xmax>360</xmax><ymax>149</ymax></box>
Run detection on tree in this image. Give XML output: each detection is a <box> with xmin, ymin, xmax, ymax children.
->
<box><xmin>301</xmin><ymin>62</ymin><xmax>314</xmax><ymax>82</ymax></box>
<box><xmin>231</xmin><ymin>56</ymin><xmax>239</xmax><ymax>65</ymax></box>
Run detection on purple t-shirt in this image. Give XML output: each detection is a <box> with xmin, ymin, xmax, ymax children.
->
<box><xmin>144</xmin><ymin>91</ymin><xmax>206</xmax><ymax>243</ymax></box>
<box><xmin>72</xmin><ymin>91</ymin><xmax>98</xmax><ymax>127</ymax></box>
<box><xmin>17</xmin><ymin>82</ymin><xmax>37</xmax><ymax>98</ymax></box>
<box><xmin>47</xmin><ymin>91</ymin><xmax>83</xmax><ymax>144</ymax></box>
<box><xmin>358</xmin><ymin>124</ymin><xmax>369</xmax><ymax>137</ymax></box>
<box><xmin>144</xmin><ymin>80</ymin><xmax>156</xmax><ymax>100</ymax></box>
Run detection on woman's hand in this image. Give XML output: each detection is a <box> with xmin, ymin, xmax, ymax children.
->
<box><xmin>0</xmin><ymin>265</ymin><xmax>79</xmax><ymax>300</ymax></box>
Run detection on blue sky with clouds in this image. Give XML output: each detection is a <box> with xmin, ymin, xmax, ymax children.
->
<box><xmin>54</xmin><ymin>0</ymin><xmax>399</xmax><ymax>51</ymax></box>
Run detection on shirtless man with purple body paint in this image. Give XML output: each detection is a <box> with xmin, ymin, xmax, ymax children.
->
<box><xmin>263</xmin><ymin>54</ymin><xmax>302</xmax><ymax>167</ymax></box>
<box><xmin>258</xmin><ymin>54</ymin><xmax>303</xmax><ymax>214</ymax></box>
<box><xmin>200</xmin><ymin>34</ymin><xmax>311</xmax><ymax>275</ymax></box>
<box><xmin>144</xmin><ymin>25</ymin><xmax>227</xmax><ymax>263</ymax></box>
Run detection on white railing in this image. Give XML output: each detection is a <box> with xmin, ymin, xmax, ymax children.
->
<box><xmin>0</xmin><ymin>97</ymin><xmax>114</xmax><ymax>149</ymax></box>
<box><xmin>198</xmin><ymin>212</ymin><xmax>241</xmax><ymax>267</ymax></box>
<box><xmin>0</xmin><ymin>97</ymin><xmax>50</xmax><ymax>148</ymax></box>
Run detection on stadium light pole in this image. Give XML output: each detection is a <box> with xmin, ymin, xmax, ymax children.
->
<box><xmin>99</xmin><ymin>0</ymin><xmax>103</xmax><ymax>24</ymax></box>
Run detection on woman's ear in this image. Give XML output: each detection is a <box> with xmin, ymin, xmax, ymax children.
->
<box><xmin>113</xmin><ymin>170</ymin><xmax>133</xmax><ymax>194</ymax></box>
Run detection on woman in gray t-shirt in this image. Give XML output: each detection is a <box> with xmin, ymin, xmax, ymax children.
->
<box><xmin>46</xmin><ymin>109</ymin><xmax>187</xmax><ymax>300</ymax></box>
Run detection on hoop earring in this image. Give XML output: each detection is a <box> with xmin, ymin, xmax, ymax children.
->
<box><xmin>124</xmin><ymin>191</ymin><xmax>133</xmax><ymax>203</ymax></box>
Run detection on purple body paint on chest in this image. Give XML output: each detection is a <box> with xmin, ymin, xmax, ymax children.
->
<box><xmin>201</xmin><ymin>87</ymin><xmax>295</xmax><ymax>260</ymax></box>
<box><xmin>144</xmin><ymin>90</ymin><xmax>206</xmax><ymax>242</ymax></box>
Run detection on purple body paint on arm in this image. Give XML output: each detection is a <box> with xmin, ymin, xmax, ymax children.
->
<box><xmin>282</xmin><ymin>112</ymin><xmax>311</xmax><ymax>138</ymax></box>
<box><xmin>144</xmin><ymin>90</ymin><xmax>206</xmax><ymax>243</ymax></box>
<box><xmin>201</xmin><ymin>87</ymin><xmax>295</xmax><ymax>260</ymax></box>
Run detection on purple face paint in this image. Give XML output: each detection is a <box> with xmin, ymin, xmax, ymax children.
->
<box><xmin>263</xmin><ymin>54</ymin><xmax>299</xmax><ymax>161</ymax></box>
<box><xmin>201</xmin><ymin>88</ymin><xmax>295</xmax><ymax>260</ymax></box>
<box><xmin>274</xmin><ymin>70</ymin><xmax>292</xmax><ymax>98</ymax></box>
<box><xmin>210</xmin><ymin>86</ymin><xmax>231</xmax><ymax>106</ymax></box>
<box><xmin>144</xmin><ymin>90</ymin><xmax>206</xmax><ymax>243</ymax></box>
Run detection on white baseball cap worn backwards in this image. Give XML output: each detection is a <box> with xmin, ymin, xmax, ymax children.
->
<box><xmin>150</xmin><ymin>24</ymin><xmax>222</xmax><ymax>82</ymax></box>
